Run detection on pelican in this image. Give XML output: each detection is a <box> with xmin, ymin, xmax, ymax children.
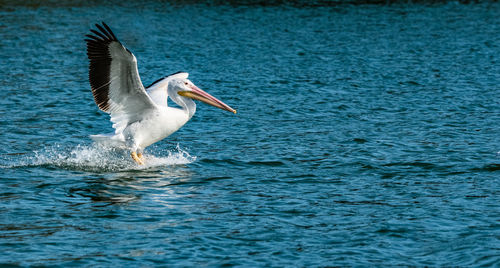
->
<box><xmin>84</xmin><ymin>22</ymin><xmax>236</xmax><ymax>165</ymax></box>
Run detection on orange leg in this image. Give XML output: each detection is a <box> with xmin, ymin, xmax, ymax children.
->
<box><xmin>138</xmin><ymin>153</ymin><xmax>145</xmax><ymax>163</ymax></box>
<box><xmin>131</xmin><ymin>152</ymin><xmax>144</xmax><ymax>165</ymax></box>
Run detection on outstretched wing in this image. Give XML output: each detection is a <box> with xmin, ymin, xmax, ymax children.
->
<box><xmin>85</xmin><ymin>22</ymin><xmax>157</xmax><ymax>133</ymax></box>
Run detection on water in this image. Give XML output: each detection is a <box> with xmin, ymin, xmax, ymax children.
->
<box><xmin>1</xmin><ymin>1</ymin><xmax>499</xmax><ymax>266</ymax></box>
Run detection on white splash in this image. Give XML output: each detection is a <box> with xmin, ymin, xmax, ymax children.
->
<box><xmin>5</xmin><ymin>143</ymin><xmax>195</xmax><ymax>172</ymax></box>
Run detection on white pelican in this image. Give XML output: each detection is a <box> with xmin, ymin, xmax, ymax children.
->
<box><xmin>85</xmin><ymin>22</ymin><xmax>236</xmax><ymax>165</ymax></box>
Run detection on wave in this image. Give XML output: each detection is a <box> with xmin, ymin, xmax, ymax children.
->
<box><xmin>1</xmin><ymin>143</ymin><xmax>195</xmax><ymax>172</ymax></box>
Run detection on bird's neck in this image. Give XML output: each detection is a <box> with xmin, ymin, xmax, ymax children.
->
<box><xmin>168</xmin><ymin>86</ymin><xmax>196</xmax><ymax>119</ymax></box>
<box><xmin>183</xmin><ymin>99</ymin><xmax>196</xmax><ymax>119</ymax></box>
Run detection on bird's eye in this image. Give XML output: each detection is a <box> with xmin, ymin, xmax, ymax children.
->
<box><xmin>184</xmin><ymin>82</ymin><xmax>188</xmax><ymax>85</ymax></box>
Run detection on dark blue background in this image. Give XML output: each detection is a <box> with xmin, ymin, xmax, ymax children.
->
<box><xmin>0</xmin><ymin>1</ymin><xmax>499</xmax><ymax>266</ymax></box>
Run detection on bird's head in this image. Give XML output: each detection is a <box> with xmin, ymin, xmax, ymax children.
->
<box><xmin>170</xmin><ymin>73</ymin><xmax>236</xmax><ymax>114</ymax></box>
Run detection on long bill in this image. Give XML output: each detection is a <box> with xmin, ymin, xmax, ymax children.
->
<box><xmin>178</xmin><ymin>86</ymin><xmax>236</xmax><ymax>114</ymax></box>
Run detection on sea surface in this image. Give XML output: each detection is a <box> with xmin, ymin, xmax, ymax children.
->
<box><xmin>0</xmin><ymin>1</ymin><xmax>499</xmax><ymax>266</ymax></box>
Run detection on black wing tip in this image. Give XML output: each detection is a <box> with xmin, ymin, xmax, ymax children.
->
<box><xmin>89</xmin><ymin>70</ymin><xmax>112</xmax><ymax>112</ymax></box>
<box><xmin>100</xmin><ymin>21</ymin><xmax>109</xmax><ymax>29</ymax></box>
<box><xmin>101</xmin><ymin>21</ymin><xmax>113</xmax><ymax>34</ymax></box>
<box><xmin>85</xmin><ymin>22</ymin><xmax>118</xmax><ymax>43</ymax></box>
<box><xmin>85</xmin><ymin>21</ymin><xmax>119</xmax><ymax>113</ymax></box>
<box><xmin>97</xmin><ymin>22</ymin><xmax>118</xmax><ymax>41</ymax></box>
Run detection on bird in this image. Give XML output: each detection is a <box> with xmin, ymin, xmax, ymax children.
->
<box><xmin>84</xmin><ymin>22</ymin><xmax>236</xmax><ymax>165</ymax></box>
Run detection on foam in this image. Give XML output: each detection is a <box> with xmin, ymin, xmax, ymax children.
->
<box><xmin>3</xmin><ymin>143</ymin><xmax>195</xmax><ymax>172</ymax></box>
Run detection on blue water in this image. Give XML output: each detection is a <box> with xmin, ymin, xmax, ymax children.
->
<box><xmin>1</xmin><ymin>1</ymin><xmax>499</xmax><ymax>266</ymax></box>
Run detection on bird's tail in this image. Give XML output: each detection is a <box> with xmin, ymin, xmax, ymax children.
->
<box><xmin>90</xmin><ymin>133</ymin><xmax>126</xmax><ymax>148</ymax></box>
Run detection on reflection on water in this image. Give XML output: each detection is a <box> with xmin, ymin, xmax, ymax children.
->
<box><xmin>65</xmin><ymin>163</ymin><xmax>198</xmax><ymax>206</ymax></box>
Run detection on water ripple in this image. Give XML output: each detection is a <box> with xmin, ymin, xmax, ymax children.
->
<box><xmin>0</xmin><ymin>2</ymin><xmax>499</xmax><ymax>267</ymax></box>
